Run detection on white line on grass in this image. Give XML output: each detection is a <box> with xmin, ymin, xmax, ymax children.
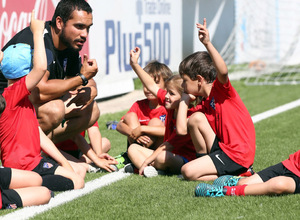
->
<box><xmin>2</xmin><ymin>98</ymin><xmax>300</xmax><ymax>220</ymax></box>
<box><xmin>251</xmin><ymin>98</ymin><xmax>300</xmax><ymax>123</ymax></box>
<box><xmin>0</xmin><ymin>170</ymin><xmax>130</xmax><ymax>220</ymax></box>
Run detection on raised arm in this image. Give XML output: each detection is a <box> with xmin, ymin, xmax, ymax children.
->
<box><xmin>197</xmin><ymin>18</ymin><xmax>228</xmax><ymax>84</ymax></box>
<box><xmin>25</xmin><ymin>10</ymin><xmax>47</xmax><ymax>91</ymax></box>
<box><xmin>130</xmin><ymin>47</ymin><xmax>160</xmax><ymax>96</ymax></box>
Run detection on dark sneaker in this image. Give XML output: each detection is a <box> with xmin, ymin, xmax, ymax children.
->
<box><xmin>240</xmin><ymin>166</ymin><xmax>255</xmax><ymax>177</ymax></box>
<box><xmin>124</xmin><ymin>163</ymin><xmax>138</xmax><ymax>174</ymax></box>
<box><xmin>195</xmin><ymin>183</ymin><xmax>225</xmax><ymax>197</ymax></box>
<box><xmin>213</xmin><ymin>175</ymin><xmax>242</xmax><ymax>187</ymax></box>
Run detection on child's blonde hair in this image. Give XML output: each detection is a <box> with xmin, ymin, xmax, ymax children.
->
<box><xmin>143</xmin><ymin>61</ymin><xmax>173</xmax><ymax>84</ymax></box>
<box><xmin>165</xmin><ymin>74</ymin><xmax>183</xmax><ymax>94</ymax></box>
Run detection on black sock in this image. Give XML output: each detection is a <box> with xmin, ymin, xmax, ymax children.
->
<box><xmin>42</xmin><ymin>175</ymin><xmax>74</xmax><ymax>191</ymax></box>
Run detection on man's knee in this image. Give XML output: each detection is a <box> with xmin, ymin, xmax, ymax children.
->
<box><xmin>36</xmin><ymin>100</ymin><xmax>65</xmax><ymax>133</ymax></box>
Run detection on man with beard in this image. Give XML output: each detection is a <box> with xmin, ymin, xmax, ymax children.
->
<box><xmin>0</xmin><ymin>0</ymin><xmax>100</xmax><ymax>144</ymax></box>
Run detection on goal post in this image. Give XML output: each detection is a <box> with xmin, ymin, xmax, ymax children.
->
<box><xmin>220</xmin><ymin>0</ymin><xmax>300</xmax><ymax>85</ymax></box>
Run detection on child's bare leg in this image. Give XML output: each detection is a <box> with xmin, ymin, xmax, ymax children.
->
<box><xmin>238</xmin><ymin>173</ymin><xmax>264</xmax><ymax>185</ymax></box>
<box><xmin>187</xmin><ymin>112</ymin><xmax>216</xmax><ymax>154</ymax></box>
<box><xmin>181</xmin><ymin>155</ymin><xmax>218</xmax><ymax>181</ymax></box>
<box><xmin>143</xmin><ymin>118</ymin><xmax>164</xmax><ymax>149</ymax></box>
<box><xmin>10</xmin><ymin>169</ymin><xmax>43</xmax><ymax>188</ymax></box>
<box><xmin>60</xmin><ymin>150</ymin><xmax>90</xmax><ymax>172</ymax></box>
<box><xmin>123</xmin><ymin>112</ymin><xmax>141</xmax><ymax>144</ymax></box>
<box><xmin>54</xmin><ymin>166</ymin><xmax>85</xmax><ymax>189</ymax></box>
<box><xmin>14</xmin><ymin>187</ymin><xmax>51</xmax><ymax>207</ymax></box>
<box><xmin>155</xmin><ymin>150</ymin><xmax>185</xmax><ymax>174</ymax></box>
<box><xmin>128</xmin><ymin>143</ymin><xmax>153</xmax><ymax>168</ymax></box>
<box><xmin>243</xmin><ymin>176</ymin><xmax>296</xmax><ymax>195</ymax></box>
<box><xmin>102</xmin><ymin>137</ymin><xmax>111</xmax><ymax>153</ymax></box>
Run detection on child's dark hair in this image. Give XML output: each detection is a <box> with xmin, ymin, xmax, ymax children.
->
<box><xmin>51</xmin><ymin>0</ymin><xmax>92</xmax><ymax>27</ymax></box>
<box><xmin>179</xmin><ymin>51</ymin><xmax>216</xmax><ymax>83</ymax></box>
<box><xmin>165</xmin><ymin>75</ymin><xmax>183</xmax><ymax>95</ymax></box>
<box><xmin>0</xmin><ymin>94</ymin><xmax>6</xmax><ymax>114</ymax></box>
<box><xmin>143</xmin><ymin>61</ymin><xmax>173</xmax><ymax>84</ymax></box>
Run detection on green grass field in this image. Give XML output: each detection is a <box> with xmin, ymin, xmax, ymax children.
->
<box><xmin>1</xmin><ymin>81</ymin><xmax>300</xmax><ymax>219</ymax></box>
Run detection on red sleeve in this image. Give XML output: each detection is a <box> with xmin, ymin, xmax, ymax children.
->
<box><xmin>157</xmin><ymin>89</ymin><xmax>167</xmax><ymax>106</ymax></box>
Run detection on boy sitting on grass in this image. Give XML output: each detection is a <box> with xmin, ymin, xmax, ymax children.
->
<box><xmin>178</xmin><ymin>18</ymin><xmax>256</xmax><ymax>181</ymax></box>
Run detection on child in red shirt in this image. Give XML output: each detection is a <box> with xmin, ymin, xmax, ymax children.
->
<box><xmin>115</xmin><ymin>61</ymin><xmax>172</xmax><ymax>168</ymax></box>
<box><xmin>0</xmin><ymin>11</ymin><xmax>84</xmax><ymax>192</ymax></box>
<box><xmin>178</xmin><ymin>18</ymin><xmax>255</xmax><ymax>181</ymax></box>
<box><xmin>126</xmin><ymin>47</ymin><xmax>197</xmax><ymax>177</ymax></box>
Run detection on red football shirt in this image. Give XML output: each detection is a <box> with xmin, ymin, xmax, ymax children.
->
<box><xmin>282</xmin><ymin>150</ymin><xmax>300</xmax><ymax>177</ymax></box>
<box><xmin>0</xmin><ymin>77</ymin><xmax>42</xmax><ymax>170</ymax></box>
<box><xmin>157</xmin><ymin>89</ymin><xmax>197</xmax><ymax>161</ymax></box>
<box><xmin>197</xmin><ymin>78</ymin><xmax>256</xmax><ymax>168</ymax></box>
<box><xmin>121</xmin><ymin>98</ymin><xmax>167</xmax><ymax>125</ymax></box>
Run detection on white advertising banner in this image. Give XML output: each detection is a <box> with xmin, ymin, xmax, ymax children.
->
<box><xmin>89</xmin><ymin>0</ymin><xmax>182</xmax><ymax>99</ymax></box>
<box><xmin>0</xmin><ymin>0</ymin><xmax>182</xmax><ymax>99</ymax></box>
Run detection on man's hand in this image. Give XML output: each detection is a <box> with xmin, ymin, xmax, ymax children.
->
<box><xmin>80</xmin><ymin>54</ymin><xmax>98</xmax><ymax>80</ymax></box>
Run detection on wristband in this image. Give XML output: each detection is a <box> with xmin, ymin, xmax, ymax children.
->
<box><xmin>76</xmin><ymin>73</ymin><xmax>88</xmax><ymax>86</ymax></box>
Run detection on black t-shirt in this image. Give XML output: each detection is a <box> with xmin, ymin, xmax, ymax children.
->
<box><xmin>0</xmin><ymin>21</ymin><xmax>81</xmax><ymax>92</ymax></box>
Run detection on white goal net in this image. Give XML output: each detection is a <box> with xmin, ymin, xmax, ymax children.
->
<box><xmin>220</xmin><ymin>0</ymin><xmax>300</xmax><ymax>85</ymax></box>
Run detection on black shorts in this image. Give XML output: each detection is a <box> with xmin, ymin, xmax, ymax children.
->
<box><xmin>209</xmin><ymin>137</ymin><xmax>248</xmax><ymax>176</ymax></box>
<box><xmin>0</xmin><ymin>167</ymin><xmax>12</xmax><ymax>189</ymax></box>
<box><xmin>1</xmin><ymin>189</ymin><xmax>22</xmax><ymax>209</ymax></box>
<box><xmin>32</xmin><ymin>157</ymin><xmax>59</xmax><ymax>176</ymax></box>
<box><xmin>258</xmin><ymin>162</ymin><xmax>300</xmax><ymax>194</ymax></box>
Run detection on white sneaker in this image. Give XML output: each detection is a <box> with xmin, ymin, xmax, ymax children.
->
<box><xmin>143</xmin><ymin>166</ymin><xmax>165</xmax><ymax>178</ymax></box>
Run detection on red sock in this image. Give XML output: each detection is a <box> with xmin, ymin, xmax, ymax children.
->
<box><xmin>224</xmin><ymin>185</ymin><xmax>247</xmax><ymax>196</ymax></box>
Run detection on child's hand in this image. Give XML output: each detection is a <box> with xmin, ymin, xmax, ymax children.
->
<box><xmin>181</xmin><ymin>92</ymin><xmax>196</xmax><ymax>103</ymax></box>
<box><xmin>196</xmin><ymin>18</ymin><xmax>210</xmax><ymax>45</ymax></box>
<box><xmin>130</xmin><ymin>47</ymin><xmax>141</xmax><ymax>66</ymax></box>
<box><xmin>30</xmin><ymin>10</ymin><xmax>45</xmax><ymax>35</ymax></box>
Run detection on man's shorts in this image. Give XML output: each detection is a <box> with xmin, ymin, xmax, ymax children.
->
<box><xmin>0</xmin><ymin>167</ymin><xmax>12</xmax><ymax>189</ymax></box>
<box><xmin>209</xmin><ymin>137</ymin><xmax>248</xmax><ymax>176</ymax></box>
<box><xmin>258</xmin><ymin>162</ymin><xmax>300</xmax><ymax>194</ymax></box>
<box><xmin>1</xmin><ymin>189</ymin><xmax>22</xmax><ymax>209</ymax></box>
<box><xmin>32</xmin><ymin>157</ymin><xmax>59</xmax><ymax>176</ymax></box>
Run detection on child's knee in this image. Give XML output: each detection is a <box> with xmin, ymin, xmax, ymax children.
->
<box><xmin>148</xmin><ymin>117</ymin><xmax>164</xmax><ymax>126</ymax></box>
<box><xmin>72</xmin><ymin>175</ymin><xmax>85</xmax><ymax>189</ymax></box>
<box><xmin>181</xmin><ymin>163</ymin><xmax>194</xmax><ymax>180</ymax></box>
<box><xmin>123</xmin><ymin>112</ymin><xmax>138</xmax><ymax>123</ymax></box>
<box><xmin>188</xmin><ymin>112</ymin><xmax>206</xmax><ymax>127</ymax></box>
